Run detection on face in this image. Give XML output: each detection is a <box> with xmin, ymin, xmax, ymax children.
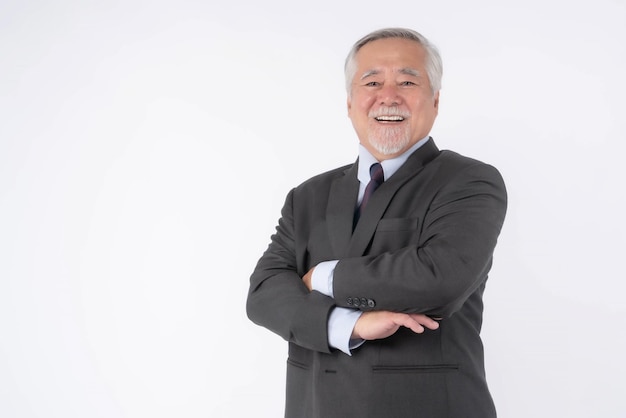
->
<box><xmin>347</xmin><ymin>37</ymin><xmax>439</xmax><ymax>161</ymax></box>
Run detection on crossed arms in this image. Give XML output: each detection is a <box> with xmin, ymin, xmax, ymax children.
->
<box><xmin>247</xmin><ymin>160</ymin><xmax>507</xmax><ymax>353</ymax></box>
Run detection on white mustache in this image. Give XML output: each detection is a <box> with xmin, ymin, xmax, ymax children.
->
<box><xmin>369</xmin><ymin>106</ymin><xmax>410</xmax><ymax>118</ymax></box>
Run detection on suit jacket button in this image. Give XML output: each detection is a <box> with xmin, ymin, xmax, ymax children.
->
<box><xmin>367</xmin><ymin>299</ymin><xmax>376</xmax><ymax>308</ymax></box>
<box><xmin>360</xmin><ymin>298</ymin><xmax>367</xmax><ymax>307</ymax></box>
<box><xmin>347</xmin><ymin>297</ymin><xmax>353</xmax><ymax>306</ymax></box>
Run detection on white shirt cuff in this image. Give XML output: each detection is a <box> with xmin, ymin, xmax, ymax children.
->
<box><xmin>328</xmin><ymin>307</ymin><xmax>364</xmax><ymax>356</ymax></box>
<box><xmin>311</xmin><ymin>260</ymin><xmax>339</xmax><ymax>297</ymax></box>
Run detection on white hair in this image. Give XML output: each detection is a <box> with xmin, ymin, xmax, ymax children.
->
<box><xmin>344</xmin><ymin>28</ymin><xmax>443</xmax><ymax>97</ymax></box>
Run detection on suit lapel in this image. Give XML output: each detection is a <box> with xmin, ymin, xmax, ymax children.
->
<box><xmin>348</xmin><ymin>138</ymin><xmax>441</xmax><ymax>256</ymax></box>
<box><xmin>326</xmin><ymin>162</ymin><xmax>360</xmax><ymax>259</ymax></box>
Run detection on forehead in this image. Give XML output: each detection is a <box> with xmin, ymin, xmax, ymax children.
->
<box><xmin>354</xmin><ymin>37</ymin><xmax>427</xmax><ymax>73</ymax></box>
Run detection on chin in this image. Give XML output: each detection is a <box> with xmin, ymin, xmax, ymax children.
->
<box><xmin>367</xmin><ymin>126</ymin><xmax>412</xmax><ymax>155</ymax></box>
<box><xmin>368</xmin><ymin>136</ymin><xmax>411</xmax><ymax>157</ymax></box>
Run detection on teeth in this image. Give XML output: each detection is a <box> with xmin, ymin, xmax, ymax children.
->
<box><xmin>375</xmin><ymin>115</ymin><xmax>404</xmax><ymax>121</ymax></box>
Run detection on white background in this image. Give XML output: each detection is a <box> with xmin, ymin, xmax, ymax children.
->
<box><xmin>1</xmin><ymin>0</ymin><xmax>625</xmax><ymax>417</ymax></box>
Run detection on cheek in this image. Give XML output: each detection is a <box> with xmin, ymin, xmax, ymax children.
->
<box><xmin>352</xmin><ymin>92</ymin><xmax>375</xmax><ymax>109</ymax></box>
<box><xmin>349</xmin><ymin>100</ymin><xmax>370</xmax><ymax>120</ymax></box>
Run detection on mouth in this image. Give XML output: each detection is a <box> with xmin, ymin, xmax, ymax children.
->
<box><xmin>374</xmin><ymin>115</ymin><xmax>405</xmax><ymax>122</ymax></box>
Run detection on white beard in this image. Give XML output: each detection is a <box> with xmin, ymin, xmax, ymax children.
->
<box><xmin>367</xmin><ymin>124</ymin><xmax>411</xmax><ymax>156</ymax></box>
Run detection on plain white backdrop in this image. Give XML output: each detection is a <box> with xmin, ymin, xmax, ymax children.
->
<box><xmin>1</xmin><ymin>0</ymin><xmax>625</xmax><ymax>417</ymax></box>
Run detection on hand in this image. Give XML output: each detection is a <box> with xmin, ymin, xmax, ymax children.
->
<box><xmin>302</xmin><ymin>267</ymin><xmax>314</xmax><ymax>291</ymax></box>
<box><xmin>352</xmin><ymin>311</ymin><xmax>439</xmax><ymax>341</ymax></box>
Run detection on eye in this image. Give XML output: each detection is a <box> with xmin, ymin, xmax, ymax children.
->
<box><xmin>365</xmin><ymin>81</ymin><xmax>381</xmax><ymax>87</ymax></box>
<box><xmin>400</xmin><ymin>81</ymin><xmax>417</xmax><ymax>86</ymax></box>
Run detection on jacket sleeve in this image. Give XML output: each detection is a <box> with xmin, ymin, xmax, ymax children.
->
<box><xmin>332</xmin><ymin>161</ymin><xmax>507</xmax><ymax>318</ymax></box>
<box><xmin>246</xmin><ymin>188</ymin><xmax>336</xmax><ymax>353</ymax></box>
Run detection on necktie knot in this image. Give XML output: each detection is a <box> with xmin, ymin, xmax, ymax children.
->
<box><xmin>369</xmin><ymin>162</ymin><xmax>384</xmax><ymax>186</ymax></box>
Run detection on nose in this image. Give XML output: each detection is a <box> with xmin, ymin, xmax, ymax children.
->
<box><xmin>378</xmin><ymin>84</ymin><xmax>402</xmax><ymax>106</ymax></box>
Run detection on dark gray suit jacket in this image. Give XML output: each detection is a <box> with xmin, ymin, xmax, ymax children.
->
<box><xmin>247</xmin><ymin>138</ymin><xmax>507</xmax><ymax>417</ymax></box>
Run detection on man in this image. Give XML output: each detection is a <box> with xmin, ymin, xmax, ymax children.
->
<box><xmin>247</xmin><ymin>27</ymin><xmax>507</xmax><ymax>418</ymax></box>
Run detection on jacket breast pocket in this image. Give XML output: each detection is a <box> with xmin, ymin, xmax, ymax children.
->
<box><xmin>370</xmin><ymin>217</ymin><xmax>420</xmax><ymax>253</ymax></box>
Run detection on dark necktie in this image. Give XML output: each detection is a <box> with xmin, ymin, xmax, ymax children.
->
<box><xmin>354</xmin><ymin>162</ymin><xmax>384</xmax><ymax>224</ymax></box>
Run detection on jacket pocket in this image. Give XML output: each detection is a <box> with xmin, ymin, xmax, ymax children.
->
<box><xmin>372</xmin><ymin>363</ymin><xmax>459</xmax><ymax>373</ymax></box>
<box><xmin>287</xmin><ymin>358</ymin><xmax>310</xmax><ymax>371</ymax></box>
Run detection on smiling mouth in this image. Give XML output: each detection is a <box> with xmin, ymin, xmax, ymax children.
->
<box><xmin>375</xmin><ymin>115</ymin><xmax>405</xmax><ymax>122</ymax></box>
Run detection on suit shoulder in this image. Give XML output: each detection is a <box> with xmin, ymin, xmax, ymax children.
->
<box><xmin>438</xmin><ymin>149</ymin><xmax>488</xmax><ymax>167</ymax></box>
<box><xmin>437</xmin><ymin>150</ymin><xmax>503</xmax><ymax>175</ymax></box>
<box><xmin>429</xmin><ymin>150</ymin><xmax>507</xmax><ymax>194</ymax></box>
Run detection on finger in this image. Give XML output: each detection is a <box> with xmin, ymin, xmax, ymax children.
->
<box><xmin>409</xmin><ymin>314</ymin><xmax>440</xmax><ymax>330</ymax></box>
<box><xmin>393</xmin><ymin>313</ymin><xmax>425</xmax><ymax>334</ymax></box>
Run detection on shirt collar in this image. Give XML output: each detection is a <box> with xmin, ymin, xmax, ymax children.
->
<box><xmin>357</xmin><ymin>136</ymin><xmax>431</xmax><ymax>184</ymax></box>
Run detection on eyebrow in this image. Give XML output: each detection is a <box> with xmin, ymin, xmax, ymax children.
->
<box><xmin>399</xmin><ymin>68</ymin><xmax>421</xmax><ymax>77</ymax></box>
<box><xmin>360</xmin><ymin>67</ymin><xmax>422</xmax><ymax>80</ymax></box>
<box><xmin>360</xmin><ymin>69</ymin><xmax>381</xmax><ymax>80</ymax></box>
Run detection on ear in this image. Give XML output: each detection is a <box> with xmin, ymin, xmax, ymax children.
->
<box><xmin>433</xmin><ymin>91</ymin><xmax>440</xmax><ymax>110</ymax></box>
<box><xmin>346</xmin><ymin>96</ymin><xmax>352</xmax><ymax>115</ymax></box>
